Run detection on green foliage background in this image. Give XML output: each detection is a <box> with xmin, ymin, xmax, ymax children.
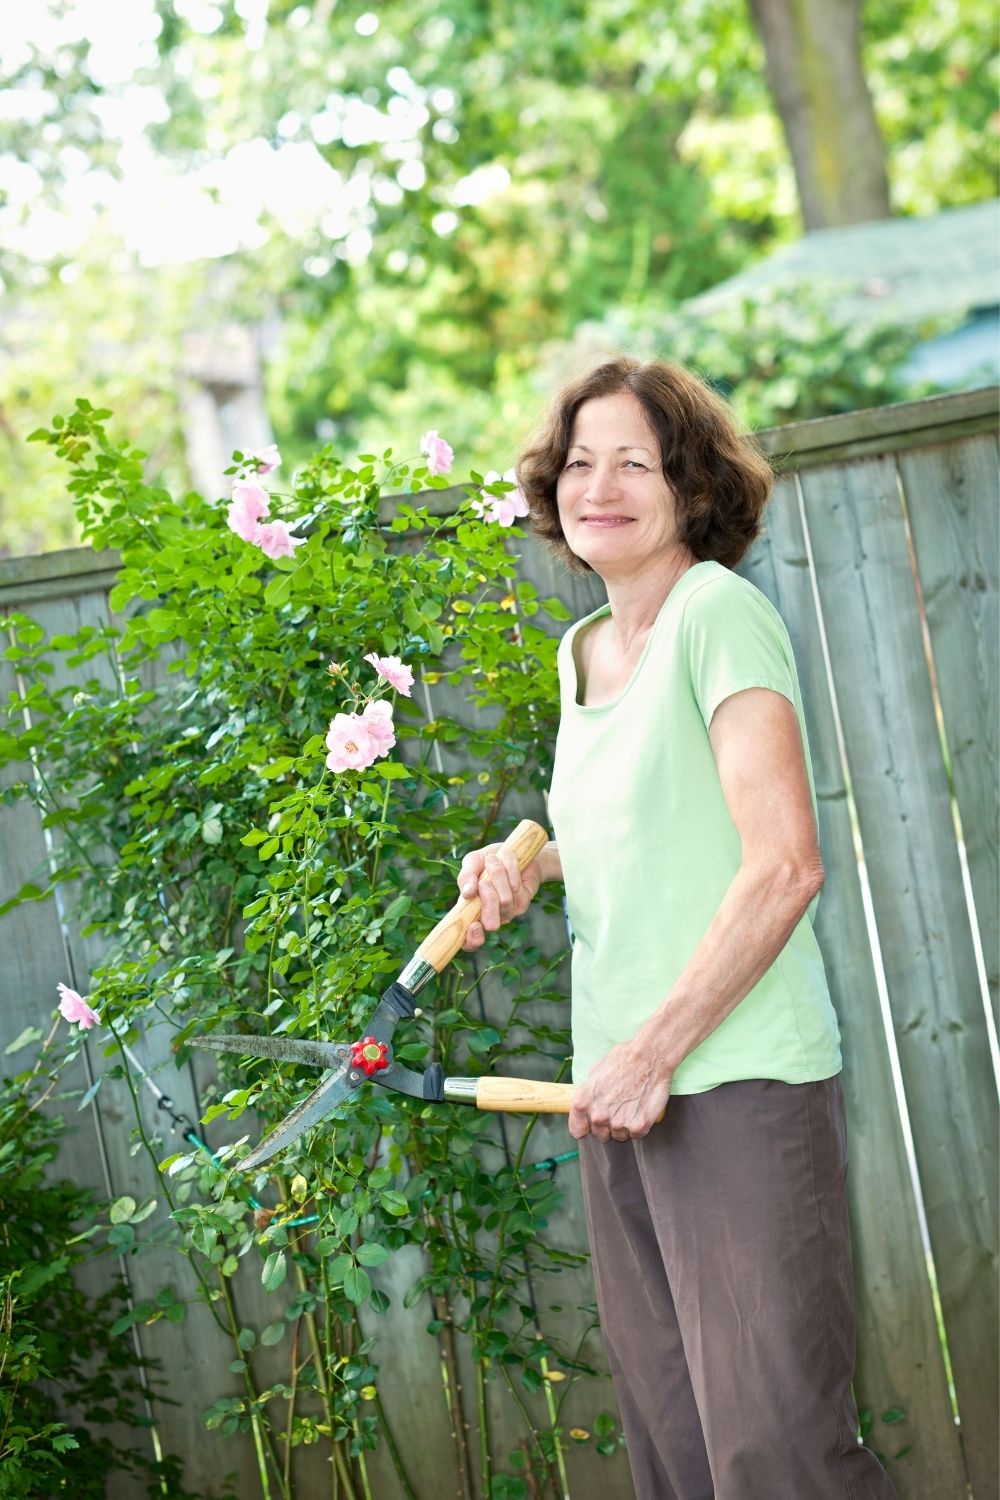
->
<box><xmin>0</xmin><ymin>0</ymin><xmax>996</xmax><ymax>555</ymax></box>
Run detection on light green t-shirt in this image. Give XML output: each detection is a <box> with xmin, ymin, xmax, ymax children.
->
<box><xmin>547</xmin><ymin>559</ymin><xmax>842</xmax><ymax>1091</ymax></box>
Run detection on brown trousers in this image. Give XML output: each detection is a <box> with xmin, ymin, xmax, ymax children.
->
<box><xmin>578</xmin><ymin>1074</ymin><xmax>900</xmax><ymax>1500</ymax></box>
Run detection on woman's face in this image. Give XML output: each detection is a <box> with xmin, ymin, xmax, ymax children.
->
<box><xmin>555</xmin><ymin>391</ymin><xmax>686</xmax><ymax>578</ymax></box>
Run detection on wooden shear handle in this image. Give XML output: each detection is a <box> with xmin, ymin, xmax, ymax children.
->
<box><xmin>475</xmin><ymin>1077</ymin><xmax>664</xmax><ymax>1123</ymax></box>
<box><xmin>412</xmin><ymin>819</ymin><xmax>549</xmax><ymax>976</ymax></box>
<box><xmin>474</xmin><ymin>1077</ymin><xmax>575</xmax><ymax>1113</ymax></box>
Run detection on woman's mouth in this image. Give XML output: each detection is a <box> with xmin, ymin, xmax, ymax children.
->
<box><xmin>580</xmin><ymin>517</ymin><xmax>633</xmax><ymax>528</ymax></box>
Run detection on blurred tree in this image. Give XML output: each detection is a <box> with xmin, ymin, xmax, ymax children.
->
<box><xmin>748</xmin><ymin>0</ymin><xmax>892</xmax><ymax>227</ymax></box>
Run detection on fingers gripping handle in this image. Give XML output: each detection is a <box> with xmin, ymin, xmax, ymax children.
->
<box><xmin>444</xmin><ymin>1076</ymin><xmax>667</xmax><ymax>1121</ymax></box>
<box><xmin>407</xmin><ymin>819</ymin><xmax>549</xmax><ymax>980</ymax></box>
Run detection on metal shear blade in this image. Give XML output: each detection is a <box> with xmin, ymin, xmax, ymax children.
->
<box><xmin>190</xmin><ymin>983</ymin><xmax>438</xmax><ymax>1170</ymax></box>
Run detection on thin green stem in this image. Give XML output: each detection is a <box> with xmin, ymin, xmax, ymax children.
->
<box><xmin>355</xmin><ymin>1445</ymin><xmax>374</xmax><ymax>1500</ymax></box>
<box><xmin>216</xmin><ymin>1271</ymin><xmax>289</xmax><ymax>1500</ymax></box>
<box><xmin>249</xmin><ymin>1409</ymin><xmax>274</xmax><ymax>1500</ymax></box>
<box><xmin>284</xmin><ymin>1317</ymin><xmax>300</xmax><ymax>1494</ymax></box>
<box><xmin>475</xmin><ymin>1358</ymin><xmax>491</xmax><ymax>1499</ymax></box>
<box><xmin>538</xmin><ymin>1344</ymin><xmax>571</xmax><ymax>1500</ymax></box>
<box><xmin>368</xmin><ymin>723</ymin><xmax>395</xmax><ymax>891</ymax></box>
<box><xmin>333</xmin><ymin>1436</ymin><xmax>359</xmax><ymax>1500</ymax></box>
<box><xmin>372</xmin><ymin>1392</ymin><xmax>421</xmax><ymax>1500</ymax></box>
<box><xmin>497</xmin><ymin>1361</ymin><xmax>560</xmax><ymax>1496</ymax></box>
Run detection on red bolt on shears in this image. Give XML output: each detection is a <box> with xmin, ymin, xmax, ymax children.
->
<box><xmin>350</xmin><ymin>1036</ymin><xmax>390</xmax><ymax>1078</ymax></box>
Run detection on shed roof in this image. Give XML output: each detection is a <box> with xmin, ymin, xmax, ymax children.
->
<box><xmin>685</xmin><ymin>198</ymin><xmax>1000</xmax><ymax>327</ymax></box>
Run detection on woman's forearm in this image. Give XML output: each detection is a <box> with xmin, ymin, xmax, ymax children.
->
<box><xmin>538</xmin><ymin>840</ymin><xmax>563</xmax><ymax>885</ymax></box>
<box><xmin>640</xmin><ymin>858</ymin><xmax>823</xmax><ymax>1075</ymax></box>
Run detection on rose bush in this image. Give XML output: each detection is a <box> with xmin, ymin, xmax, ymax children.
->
<box><xmin>0</xmin><ymin>403</ymin><xmax>623</xmax><ymax>1499</ymax></box>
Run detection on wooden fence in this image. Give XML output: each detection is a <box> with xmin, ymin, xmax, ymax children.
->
<box><xmin>1</xmin><ymin>385</ymin><xmax>997</xmax><ymax>1499</ymax></box>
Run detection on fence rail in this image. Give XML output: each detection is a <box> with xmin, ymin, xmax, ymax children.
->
<box><xmin>1</xmin><ymin>385</ymin><xmax>997</xmax><ymax>1499</ymax></box>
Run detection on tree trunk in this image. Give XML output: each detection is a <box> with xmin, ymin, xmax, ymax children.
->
<box><xmin>748</xmin><ymin>0</ymin><xmax>892</xmax><ymax>229</ymax></box>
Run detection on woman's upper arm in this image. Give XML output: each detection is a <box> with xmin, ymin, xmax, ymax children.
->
<box><xmin>708</xmin><ymin>686</ymin><xmax>825</xmax><ymax>886</ymax></box>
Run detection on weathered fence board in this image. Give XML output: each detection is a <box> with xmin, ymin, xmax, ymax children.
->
<box><xmin>896</xmin><ymin>434</ymin><xmax>1000</xmax><ymax>1028</ymax></box>
<box><xmin>744</xmin><ymin>474</ymin><xmax>968</xmax><ymax>1493</ymax></box>
<box><xmin>800</xmin><ymin>450</ymin><xmax>999</xmax><ymax>1500</ymax></box>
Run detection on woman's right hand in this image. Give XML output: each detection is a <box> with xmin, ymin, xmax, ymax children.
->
<box><xmin>457</xmin><ymin>842</ymin><xmax>544</xmax><ymax>951</ymax></box>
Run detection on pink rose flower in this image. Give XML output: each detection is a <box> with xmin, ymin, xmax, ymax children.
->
<box><xmin>362</xmin><ymin>699</ymin><xmax>396</xmax><ymax>755</ymax></box>
<box><xmin>57</xmin><ymin>981</ymin><xmax>100</xmax><ymax>1031</ymax></box>
<box><xmin>249</xmin><ymin>443</ymin><xmax>280</xmax><ymax>475</ymax></box>
<box><xmin>228</xmin><ymin>480</ymin><xmax>270</xmax><ymax>542</ymax></box>
<box><xmin>363</xmin><ymin>652</ymin><xmax>414</xmax><ymax>697</ymax></box>
<box><xmin>255</xmin><ymin>520</ymin><xmax>306</xmax><ymax>560</ymax></box>
<box><xmin>472</xmin><ymin>468</ymin><xmax>529</xmax><ymax>527</ymax></box>
<box><xmin>325</xmin><ymin>712</ymin><xmax>381</xmax><ymax>772</ymax></box>
<box><xmin>419</xmin><ymin>430</ymin><xmax>454</xmax><ymax>477</ymax></box>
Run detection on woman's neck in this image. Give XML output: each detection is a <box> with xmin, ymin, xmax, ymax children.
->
<box><xmin>599</xmin><ymin>551</ymin><xmax>700</xmax><ymax>653</ymax></box>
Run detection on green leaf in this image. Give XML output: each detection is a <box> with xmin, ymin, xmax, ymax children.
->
<box><xmin>110</xmin><ymin>1195</ymin><xmax>137</xmax><ymax>1224</ymax></box>
<box><xmin>260</xmin><ymin>757</ymin><xmax>295</xmax><ymax>780</ymax></box>
<box><xmin>190</xmin><ymin>1221</ymin><xmax>218</xmax><ymax>1255</ymax></box>
<box><xmin>373</xmin><ymin>761</ymin><xmax>410</xmax><ymax>779</ymax></box>
<box><xmin>355</xmin><ymin>1242</ymin><xmax>390</xmax><ymax>1267</ymax></box>
<box><xmin>5</xmin><ymin>1025</ymin><xmax>44</xmax><ymax>1055</ymax></box>
<box><xmin>394</xmin><ymin>1043</ymin><xmax>429</xmax><ymax>1062</ymax></box>
<box><xmin>260</xmin><ymin>1321</ymin><xmax>285</xmax><ymax>1345</ymax></box>
<box><xmin>378</xmin><ymin>1190</ymin><xmax>409</xmax><ymax>1218</ymax></box>
<box><xmin>200</xmin><ymin>1102</ymin><xmax>234</xmax><ymax>1125</ymax></box>
<box><xmin>264</xmin><ymin>573</ymin><xmax>292</xmax><ymax>607</ymax></box>
<box><xmin>0</xmin><ymin>881</ymin><xmax>49</xmax><ymax>917</ymax></box>
<box><xmin>466</xmin><ymin>1027</ymin><xmax>501</xmax><ymax>1054</ymax></box>
<box><xmin>262</xmin><ymin>1250</ymin><xmax>287</xmax><ymax>1292</ymax></box>
<box><xmin>77</xmin><ymin>1077</ymin><xmax>103</xmax><ymax>1110</ymax></box>
<box><xmin>540</xmin><ymin>596</ymin><xmax>572</xmax><ymax>621</ymax></box>
<box><xmin>343</xmin><ymin>1265</ymin><xmax>371</xmax><ymax>1304</ymax></box>
<box><xmin>381</xmin><ymin>893</ymin><xmax>411</xmax><ymax>925</ymax></box>
<box><xmin>327</xmin><ymin>1253</ymin><xmax>354</xmax><ymax>1284</ymax></box>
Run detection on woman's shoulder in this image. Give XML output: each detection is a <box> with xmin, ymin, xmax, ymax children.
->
<box><xmin>558</xmin><ymin>601</ymin><xmax>610</xmax><ymax>652</ymax></box>
<box><xmin>681</xmin><ymin>563</ymin><xmax>789</xmax><ymax>638</ymax></box>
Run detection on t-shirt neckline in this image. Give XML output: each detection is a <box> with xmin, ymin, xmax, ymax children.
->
<box><xmin>568</xmin><ymin>559</ymin><xmax>721</xmax><ymax>712</ymax></box>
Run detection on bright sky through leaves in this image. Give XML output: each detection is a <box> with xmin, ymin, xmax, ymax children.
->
<box><xmin>0</xmin><ymin>0</ymin><xmax>509</xmax><ymax>269</ymax></box>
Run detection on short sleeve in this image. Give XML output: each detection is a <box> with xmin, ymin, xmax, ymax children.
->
<box><xmin>682</xmin><ymin>578</ymin><xmax>797</xmax><ymax>731</ymax></box>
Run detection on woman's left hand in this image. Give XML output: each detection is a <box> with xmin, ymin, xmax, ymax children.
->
<box><xmin>568</xmin><ymin>1038</ymin><xmax>673</xmax><ymax>1142</ymax></box>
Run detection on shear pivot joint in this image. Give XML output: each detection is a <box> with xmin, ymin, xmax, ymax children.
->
<box><xmin>350</xmin><ymin>1036</ymin><xmax>390</xmax><ymax>1077</ymax></box>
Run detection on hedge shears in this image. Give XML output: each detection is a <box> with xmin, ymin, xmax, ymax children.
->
<box><xmin>191</xmin><ymin>820</ymin><xmax>575</xmax><ymax>1170</ymax></box>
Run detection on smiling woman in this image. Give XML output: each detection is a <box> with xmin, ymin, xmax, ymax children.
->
<box><xmin>517</xmin><ymin>354</ymin><xmax>773</xmax><ymax>573</ymax></box>
<box><xmin>457</xmin><ymin>354</ymin><xmax>901</xmax><ymax>1500</ymax></box>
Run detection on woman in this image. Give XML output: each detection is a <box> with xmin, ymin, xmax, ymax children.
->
<box><xmin>457</xmin><ymin>357</ymin><xmax>899</xmax><ymax>1500</ymax></box>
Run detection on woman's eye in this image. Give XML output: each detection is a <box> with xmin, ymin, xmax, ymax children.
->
<box><xmin>563</xmin><ymin>458</ymin><xmax>647</xmax><ymax>471</ymax></box>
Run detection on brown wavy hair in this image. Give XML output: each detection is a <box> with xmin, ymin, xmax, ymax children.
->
<box><xmin>516</xmin><ymin>355</ymin><xmax>774</xmax><ymax>573</ymax></box>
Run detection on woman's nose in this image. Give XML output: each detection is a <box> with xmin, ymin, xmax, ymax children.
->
<box><xmin>583</xmin><ymin>462</ymin><xmax>622</xmax><ymax>502</ymax></box>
